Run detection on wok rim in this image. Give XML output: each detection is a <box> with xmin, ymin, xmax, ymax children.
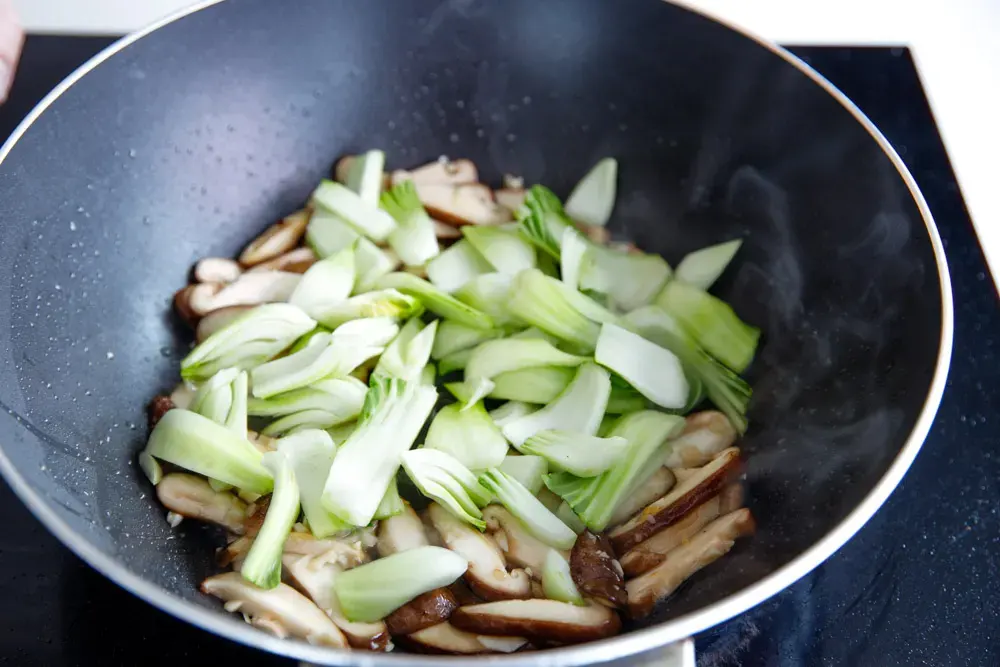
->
<box><xmin>0</xmin><ymin>1</ymin><xmax>954</xmax><ymax>664</ymax></box>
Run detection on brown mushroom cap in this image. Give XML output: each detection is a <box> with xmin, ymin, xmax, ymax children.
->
<box><xmin>399</xmin><ymin>622</ymin><xmax>526</xmax><ymax>655</ymax></box>
<box><xmin>609</xmin><ymin>448</ymin><xmax>741</xmax><ymax>553</ymax></box>
<box><xmin>391</xmin><ymin>158</ymin><xmax>479</xmax><ymax>187</ymax></box>
<box><xmin>494</xmin><ymin>188</ymin><xmax>526</xmax><ymax>213</ymax></box>
<box><xmin>619</xmin><ymin>495</ymin><xmax>722</xmax><ymax>578</ymax></box>
<box><xmin>662</xmin><ymin>411</ymin><xmax>737</xmax><ymax>469</ymax></box>
<box><xmin>245</xmin><ymin>247</ymin><xmax>318</xmax><ymax>274</ymax></box>
<box><xmin>385</xmin><ymin>587</ymin><xmax>459</xmax><ymax>636</ymax></box>
<box><xmin>414</xmin><ymin>183</ymin><xmax>512</xmax><ymax>227</ymax></box>
<box><xmin>608</xmin><ymin>466</ymin><xmax>676</xmax><ymax>528</ymax></box>
<box><xmin>570</xmin><ymin>531</ymin><xmax>627</xmax><ymax>609</ymax></box>
<box><xmin>450</xmin><ymin>599</ymin><xmax>622</xmax><ymax>644</ymax></box>
<box><xmin>155</xmin><ymin>473</ymin><xmax>248</xmax><ymax>534</ymax></box>
<box><xmin>238</xmin><ymin>209</ymin><xmax>310</xmax><ymax>266</ymax></box>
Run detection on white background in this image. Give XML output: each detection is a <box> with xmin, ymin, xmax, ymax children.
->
<box><xmin>13</xmin><ymin>0</ymin><xmax>1000</xmax><ymax>281</ymax></box>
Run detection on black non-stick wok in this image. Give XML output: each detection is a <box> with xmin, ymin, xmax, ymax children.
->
<box><xmin>0</xmin><ymin>0</ymin><xmax>952</xmax><ymax>664</ymax></box>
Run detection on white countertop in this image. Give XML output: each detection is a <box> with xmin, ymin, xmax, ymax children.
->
<box><xmin>14</xmin><ymin>0</ymin><xmax>1000</xmax><ymax>281</ymax></box>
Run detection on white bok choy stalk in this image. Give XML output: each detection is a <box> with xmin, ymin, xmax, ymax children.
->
<box><xmin>241</xmin><ymin>450</ymin><xmax>301</xmax><ymax>589</ymax></box>
<box><xmin>373</xmin><ymin>318</ymin><xmax>438</xmax><ymax>382</ymax></box>
<box><xmin>478</xmin><ymin>469</ymin><xmax>577</xmax><ymax>550</ymax></box>
<box><xmin>321</xmin><ymin>377</ymin><xmax>438</xmax><ymax>526</ymax></box>
<box><xmin>250</xmin><ymin>318</ymin><xmax>399</xmax><ymax>399</ymax></box>
<box><xmin>375</xmin><ymin>476</ymin><xmax>405</xmax><ymax>520</ymax></box>
<box><xmin>500</xmin><ymin>362</ymin><xmax>611</xmax><ymax>447</ymax></box>
<box><xmin>423</xmin><ymin>401</ymin><xmax>508</xmax><ymax>471</ymax></box>
<box><xmin>489</xmin><ymin>401</ymin><xmax>536</xmax><ymax>429</ymax></box>
<box><xmin>461</xmin><ymin>225</ymin><xmax>537</xmax><ymax>275</ymax></box>
<box><xmin>401</xmin><ymin>448</ymin><xmax>492</xmax><ymax>529</ymax></box>
<box><xmin>312</xmin><ymin>289</ymin><xmax>422</xmax><ymax>329</ymax></box>
<box><xmin>674</xmin><ymin>238</ymin><xmax>743</xmax><ymax>290</ymax></box>
<box><xmin>248</xmin><ymin>376</ymin><xmax>367</xmax><ymax>429</ymax></box>
<box><xmin>312</xmin><ymin>180</ymin><xmax>396</xmax><ymax>243</ymax></box>
<box><xmin>497</xmin><ymin>454</ymin><xmax>548</xmax><ymax>495</ymax></box>
<box><xmin>180</xmin><ymin>304</ymin><xmax>316</xmax><ymax>381</ymax></box>
<box><xmin>431</xmin><ymin>319</ymin><xmax>501</xmax><ymax>360</ymax></box>
<box><xmin>344</xmin><ymin>149</ymin><xmax>385</xmax><ymax>206</ymax></box>
<box><xmin>334</xmin><ymin>546</ymin><xmax>468</xmax><ymax>622</ymax></box>
<box><xmin>374</xmin><ymin>272</ymin><xmax>494</xmax><ymax>330</ymax></box>
<box><xmin>443</xmin><ymin>377</ymin><xmax>496</xmax><ymax>408</ymax></box>
<box><xmin>578</xmin><ymin>243</ymin><xmax>671</xmax><ymax>312</ymax></box>
<box><xmin>464</xmin><ymin>338</ymin><xmax>587</xmax><ymax>382</ymax></box>
<box><xmin>541</xmin><ymin>549</ymin><xmax>584</xmax><ymax>605</ymax></box>
<box><xmin>489</xmin><ymin>366</ymin><xmax>576</xmax><ymax>405</ymax></box>
<box><xmin>382</xmin><ymin>180</ymin><xmax>440</xmax><ymax>267</ymax></box>
<box><xmin>454</xmin><ymin>273</ymin><xmax>519</xmax><ymax>328</ymax></box>
<box><xmin>274</xmin><ymin>429</ymin><xmax>349</xmax><ymax>539</ymax></box>
<box><xmin>564</xmin><ymin>157</ymin><xmax>618</xmax><ymax>228</ymax></box>
<box><xmin>142</xmin><ymin>409</ymin><xmax>273</xmax><ymax>495</ymax></box>
<box><xmin>189</xmin><ymin>368</ymin><xmax>249</xmax><ymax>437</ymax></box>
<box><xmin>288</xmin><ymin>243</ymin><xmax>356</xmax><ymax>319</ymax></box>
<box><xmin>595</xmin><ymin>322</ymin><xmax>689</xmax><ymax>409</ymax></box>
<box><xmin>521</xmin><ymin>430</ymin><xmax>629</xmax><ymax>477</ymax></box>
<box><xmin>543</xmin><ymin>411</ymin><xmax>684</xmax><ymax>532</ymax></box>
<box><xmin>425</xmin><ymin>239</ymin><xmax>493</xmax><ymax>293</ymax></box>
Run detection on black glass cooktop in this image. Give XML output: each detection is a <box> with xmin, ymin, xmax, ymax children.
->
<box><xmin>0</xmin><ymin>37</ymin><xmax>996</xmax><ymax>667</ymax></box>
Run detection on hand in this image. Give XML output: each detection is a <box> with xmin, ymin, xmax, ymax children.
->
<box><xmin>0</xmin><ymin>0</ymin><xmax>23</xmax><ymax>103</ymax></box>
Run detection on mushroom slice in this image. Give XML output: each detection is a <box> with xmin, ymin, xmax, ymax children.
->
<box><xmin>570</xmin><ymin>531</ymin><xmax>626</xmax><ymax>609</ymax></box>
<box><xmin>400</xmin><ymin>622</ymin><xmax>526</xmax><ymax>655</ymax></box>
<box><xmin>483</xmin><ymin>505</ymin><xmax>563</xmax><ymax>575</ymax></box>
<box><xmin>246</xmin><ymin>247</ymin><xmax>318</xmax><ymax>274</ymax></box>
<box><xmin>578</xmin><ymin>222</ymin><xmax>610</xmax><ymax>246</ymax></box>
<box><xmin>283</xmin><ymin>531</ymin><xmax>370</xmax><ymax>568</ymax></box>
<box><xmin>494</xmin><ymin>188</ymin><xmax>526</xmax><ymax>213</ymax></box>
<box><xmin>195</xmin><ymin>305</ymin><xmax>253</xmax><ymax>344</ymax></box>
<box><xmin>247</xmin><ymin>430</ymin><xmax>278</xmax><ymax>454</ymax></box>
<box><xmin>282</xmin><ymin>554</ymin><xmax>392</xmax><ymax>651</ymax></box>
<box><xmin>206</xmin><ymin>271</ymin><xmax>302</xmax><ymax>311</ymax></box>
<box><xmin>450</xmin><ymin>599</ymin><xmax>621</xmax><ymax>644</ymax></box>
<box><xmin>194</xmin><ymin>257</ymin><xmax>243</xmax><ymax>284</ymax></box>
<box><xmin>377</xmin><ymin>503</ymin><xmax>429</xmax><ymax>557</ymax></box>
<box><xmin>385</xmin><ymin>587</ymin><xmax>459</xmax><ymax>636</ymax></box>
<box><xmin>719</xmin><ymin>482</ymin><xmax>744</xmax><ymax>513</ymax></box>
<box><xmin>201</xmin><ymin>572</ymin><xmax>348</xmax><ymax>647</ymax></box>
<box><xmin>155</xmin><ymin>473</ymin><xmax>248</xmax><ymax>534</ymax></box>
<box><xmin>415</xmin><ymin>183</ymin><xmax>512</xmax><ymax>227</ymax></box>
<box><xmin>239</xmin><ymin>209</ymin><xmax>310</xmax><ymax>266</ymax></box>
<box><xmin>619</xmin><ymin>496</ymin><xmax>722</xmax><ymax>578</ymax></box>
<box><xmin>608</xmin><ymin>467</ymin><xmax>676</xmax><ymax>528</ymax></box>
<box><xmin>147</xmin><ymin>395</ymin><xmax>175</xmax><ymax>430</ymax></box>
<box><xmin>609</xmin><ymin>448</ymin><xmax>741</xmax><ymax>553</ymax></box>
<box><xmin>174</xmin><ymin>283</ymin><xmax>220</xmax><ymax>325</ymax></box>
<box><xmin>626</xmin><ymin>508</ymin><xmax>755</xmax><ymax>618</ymax></box>
<box><xmin>662</xmin><ymin>411</ymin><xmax>737</xmax><ymax>468</ymax></box>
<box><xmin>433</xmin><ymin>219</ymin><xmax>463</xmax><ymax>241</ymax></box>
<box><xmin>218</xmin><ymin>535</ymin><xmax>251</xmax><ymax>568</ymax></box>
<box><xmin>391</xmin><ymin>158</ymin><xmax>479</xmax><ymax>186</ymax></box>
<box><xmin>427</xmin><ymin>503</ymin><xmax>531</xmax><ymax>601</ymax></box>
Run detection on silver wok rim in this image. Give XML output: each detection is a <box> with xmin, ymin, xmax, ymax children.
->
<box><xmin>0</xmin><ymin>1</ymin><xmax>954</xmax><ymax>664</ymax></box>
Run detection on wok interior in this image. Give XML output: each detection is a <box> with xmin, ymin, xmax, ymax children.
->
<box><xmin>0</xmin><ymin>0</ymin><xmax>942</xmax><ymax>650</ymax></box>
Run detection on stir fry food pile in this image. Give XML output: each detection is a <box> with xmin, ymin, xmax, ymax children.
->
<box><xmin>140</xmin><ymin>152</ymin><xmax>759</xmax><ymax>653</ymax></box>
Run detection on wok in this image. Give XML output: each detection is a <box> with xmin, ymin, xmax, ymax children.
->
<box><xmin>0</xmin><ymin>0</ymin><xmax>952</xmax><ymax>664</ymax></box>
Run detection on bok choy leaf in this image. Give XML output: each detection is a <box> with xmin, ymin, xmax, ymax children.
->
<box><xmin>241</xmin><ymin>451</ymin><xmax>301</xmax><ymax>589</ymax></box>
<box><xmin>479</xmin><ymin>469</ymin><xmax>577</xmax><ymax>549</ymax></box>
<box><xmin>423</xmin><ymin>401</ymin><xmax>509</xmax><ymax>471</ymax></box>
<box><xmin>402</xmin><ymin>448</ymin><xmax>492</xmax><ymax>529</ymax></box>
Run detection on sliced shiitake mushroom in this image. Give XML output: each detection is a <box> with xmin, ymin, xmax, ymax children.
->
<box><xmin>494</xmin><ymin>188</ymin><xmax>526</xmax><ymax>213</ymax></box>
<box><xmin>414</xmin><ymin>183</ymin><xmax>512</xmax><ymax>227</ymax></box>
<box><xmin>283</xmin><ymin>531</ymin><xmax>371</xmax><ymax>568</ymax></box>
<box><xmin>156</xmin><ymin>473</ymin><xmax>248</xmax><ymax>534</ymax></box>
<box><xmin>147</xmin><ymin>395</ymin><xmax>175</xmax><ymax>430</ymax></box>
<box><xmin>450</xmin><ymin>599</ymin><xmax>621</xmax><ymax>644</ymax></box>
<box><xmin>201</xmin><ymin>572</ymin><xmax>348</xmax><ymax>647</ymax></box>
<box><xmin>626</xmin><ymin>509</ymin><xmax>755</xmax><ymax>618</ymax></box>
<box><xmin>385</xmin><ymin>587</ymin><xmax>459</xmax><ymax>636</ymax></box>
<box><xmin>193</xmin><ymin>257</ymin><xmax>243</xmax><ymax>284</ymax></box>
<box><xmin>399</xmin><ymin>622</ymin><xmax>526</xmax><ymax>655</ymax></box>
<box><xmin>238</xmin><ymin>209</ymin><xmax>310</xmax><ymax>267</ymax></box>
<box><xmin>246</xmin><ymin>247</ymin><xmax>318</xmax><ymax>274</ymax></box>
<box><xmin>570</xmin><ymin>531</ymin><xmax>626</xmax><ymax>609</ymax></box>
<box><xmin>244</xmin><ymin>496</ymin><xmax>270</xmax><ymax>537</ymax></box>
<box><xmin>578</xmin><ymin>222</ymin><xmax>610</xmax><ymax>245</ymax></box>
<box><xmin>483</xmin><ymin>506</ymin><xmax>563</xmax><ymax>576</ymax></box>
<box><xmin>427</xmin><ymin>503</ymin><xmax>531</xmax><ymax>601</ymax></box>
<box><xmin>174</xmin><ymin>283</ymin><xmax>219</xmax><ymax>325</ymax></box>
<box><xmin>608</xmin><ymin>467</ymin><xmax>676</xmax><ymax>528</ymax></box>
<box><xmin>195</xmin><ymin>305</ymin><xmax>253</xmax><ymax>343</ymax></box>
<box><xmin>619</xmin><ymin>496</ymin><xmax>722</xmax><ymax>578</ymax></box>
<box><xmin>433</xmin><ymin>219</ymin><xmax>463</xmax><ymax>241</ymax></box>
<box><xmin>282</xmin><ymin>553</ymin><xmax>392</xmax><ymax>651</ymax></box>
<box><xmin>247</xmin><ymin>430</ymin><xmax>277</xmax><ymax>454</ymax></box>
<box><xmin>377</xmin><ymin>503</ymin><xmax>429</xmax><ymax>557</ymax></box>
<box><xmin>662</xmin><ymin>410</ymin><xmax>737</xmax><ymax>469</ymax></box>
<box><xmin>204</xmin><ymin>271</ymin><xmax>302</xmax><ymax>311</ymax></box>
<box><xmin>391</xmin><ymin>158</ymin><xmax>479</xmax><ymax>187</ymax></box>
<box><xmin>609</xmin><ymin>448</ymin><xmax>741</xmax><ymax>553</ymax></box>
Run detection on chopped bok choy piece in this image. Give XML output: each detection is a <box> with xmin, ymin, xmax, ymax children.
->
<box><xmin>489</xmin><ymin>401</ymin><xmax>536</xmax><ymax>429</ymax></box>
<box><xmin>516</xmin><ymin>185</ymin><xmax>573</xmax><ymax>259</ymax></box>
<box><xmin>382</xmin><ymin>181</ymin><xmax>440</xmax><ymax>267</ymax></box>
<box><xmin>250</xmin><ymin>320</ymin><xmax>398</xmax><ymax>398</ymax></box>
<box><xmin>423</xmin><ymin>402</ymin><xmax>508</xmax><ymax>471</ymax></box>
<box><xmin>431</xmin><ymin>320</ymin><xmax>501</xmax><ymax>360</ymax></box>
<box><xmin>334</xmin><ymin>546</ymin><xmax>468</xmax><ymax>623</ymax></box>
<box><xmin>556</xmin><ymin>502</ymin><xmax>587</xmax><ymax>534</ymax></box>
<box><xmin>465</xmin><ymin>338</ymin><xmax>587</xmax><ymax>382</ymax></box>
<box><xmin>425</xmin><ymin>239</ymin><xmax>492</xmax><ymax>293</ymax></box>
<box><xmin>344</xmin><ymin>149</ymin><xmax>385</xmax><ymax>206</ymax></box>
<box><xmin>497</xmin><ymin>454</ymin><xmax>548</xmax><ymax>495</ymax></box>
<box><xmin>506</xmin><ymin>269</ymin><xmax>618</xmax><ymax>353</ymax></box>
<box><xmin>288</xmin><ymin>244</ymin><xmax>356</xmax><ymax>318</ymax></box>
<box><xmin>355</xmin><ymin>238</ymin><xmax>401</xmax><ymax>292</ymax></box>
<box><xmin>374</xmin><ymin>272</ymin><xmax>494</xmax><ymax>330</ymax></box>
<box><xmin>312</xmin><ymin>180</ymin><xmax>396</xmax><ymax>243</ymax></box>
<box><xmin>542</xmin><ymin>550</ymin><xmax>584</xmax><ymax>605</ymax></box>
<box><xmin>312</xmin><ymin>288</ymin><xmax>422</xmax><ymax>329</ymax></box>
<box><xmin>461</xmin><ymin>225</ymin><xmax>536</xmax><ymax>275</ymax></box>
<box><xmin>373</xmin><ymin>318</ymin><xmax>438</xmax><ymax>382</ymax></box>
<box><xmin>521</xmin><ymin>429</ymin><xmax>629</xmax><ymax>477</ymax></box>
<box><xmin>595</xmin><ymin>323</ymin><xmax>689</xmax><ymax>409</ymax></box>
<box><xmin>543</xmin><ymin>411</ymin><xmax>684</xmax><ymax>531</ymax></box>
<box><xmin>444</xmin><ymin>377</ymin><xmax>495</xmax><ymax>408</ymax></box>
<box><xmin>248</xmin><ymin>376</ymin><xmax>367</xmax><ymax>426</ymax></box>
<box><xmin>189</xmin><ymin>368</ymin><xmax>248</xmax><ymax>437</ymax></box>
<box><xmin>374</xmin><ymin>476</ymin><xmax>405</xmax><ymax>520</ymax></box>
<box><xmin>579</xmin><ymin>244</ymin><xmax>671</xmax><ymax>312</ymax></box>
<box><xmin>321</xmin><ymin>378</ymin><xmax>438</xmax><ymax>526</ymax></box>
<box><xmin>438</xmin><ymin>347</ymin><xmax>474</xmax><ymax>375</ymax></box>
<box><xmin>241</xmin><ymin>451</ymin><xmax>301</xmax><ymax>589</ymax></box>
<box><xmin>501</xmin><ymin>362</ymin><xmax>611</xmax><ymax>447</ymax></box>
<box><xmin>479</xmin><ymin>469</ymin><xmax>577</xmax><ymax>550</ymax></box>
<box><xmin>275</xmin><ymin>429</ymin><xmax>349</xmax><ymax>538</ymax></box>
<box><xmin>401</xmin><ymin>448</ymin><xmax>492</xmax><ymax>529</ymax></box>
<box><xmin>564</xmin><ymin>157</ymin><xmax>618</xmax><ymax>228</ymax></box>
<box><xmin>489</xmin><ymin>366</ymin><xmax>575</xmax><ymax>404</ymax></box>
<box><xmin>454</xmin><ymin>273</ymin><xmax>518</xmax><ymax>327</ymax></box>
<box><xmin>306</xmin><ymin>208</ymin><xmax>360</xmax><ymax>258</ymax></box>
<box><xmin>655</xmin><ymin>280</ymin><xmax>759</xmax><ymax>373</ymax></box>
<box><xmin>559</xmin><ymin>226</ymin><xmax>590</xmax><ymax>291</ymax></box>
<box><xmin>675</xmin><ymin>239</ymin><xmax>743</xmax><ymax>290</ymax></box>
<box><xmin>180</xmin><ymin>304</ymin><xmax>316</xmax><ymax>381</ymax></box>
<box><xmin>143</xmin><ymin>409</ymin><xmax>273</xmax><ymax>495</ymax></box>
